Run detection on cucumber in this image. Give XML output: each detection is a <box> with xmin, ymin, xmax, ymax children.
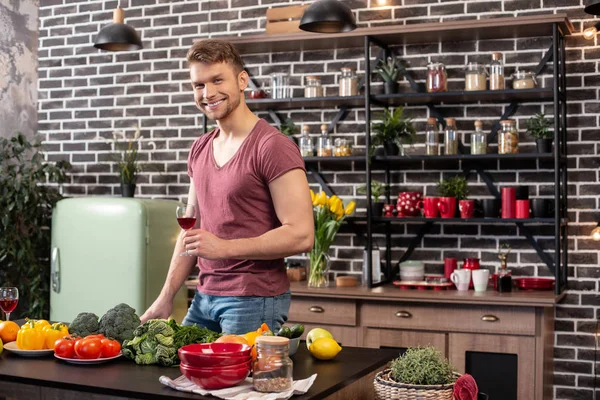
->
<box><xmin>277</xmin><ymin>326</ymin><xmax>292</xmax><ymax>338</ymax></box>
<box><xmin>290</xmin><ymin>324</ymin><xmax>304</xmax><ymax>339</ymax></box>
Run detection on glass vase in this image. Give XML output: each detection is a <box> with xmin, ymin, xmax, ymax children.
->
<box><xmin>308</xmin><ymin>251</ymin><xmax>330</xmax><ymax>288</ymax></box>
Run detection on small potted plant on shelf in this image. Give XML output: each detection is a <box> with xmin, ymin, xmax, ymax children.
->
<box><xmin>374</xmin><ymin>346</ymin><xmax>459</xmax><ymax>398</ymax></box>
<box><xmin>526</xmin><ymin>113</ymin><xmax>553</xmax><ymax>153</ymax></box>
<box><xmin>437</xmin><ymin>176</ymin><xmax>469</xmax><ymax>219</ymax></box>
<box><xmin>279</xmin><ymin>118</ymin><xmax>299</xmax><ymax>143</ymax></box>
<box><xmin>357</xmin><ymin>180</ymin><xmax>387</xmax><ymax>217</ymax></box>
<box><xmin>371</xmin><ymin>107</ymin><xmax>417</xmax><ymax>157</ymax></box>
<box><xmin>377</xmin><ymin>57</ymin><xmax>401</xmax><ymax>95</ymax></box>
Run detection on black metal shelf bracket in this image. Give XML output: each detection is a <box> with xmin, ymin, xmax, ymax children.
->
<box><xmin>306</xmin><ymin>165</ymin><xmax>335</xmax><ymax>197</ymax></box>
<box><xmin>516</xmin><ymin>222</ymin><xmax>556</xmax><ymax>273</ymax></box>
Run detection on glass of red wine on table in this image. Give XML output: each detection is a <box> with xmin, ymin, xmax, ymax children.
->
<box><xmin>0</xmin><ymin>287</ymin><xmax>18</xmax><ymax>321</ymax></box>
<box><xmin>176</xmin><ymin>204</ymin><xmax>197</xmax><ymax>257</ymax></box>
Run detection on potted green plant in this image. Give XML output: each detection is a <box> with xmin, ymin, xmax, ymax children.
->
<box><xmin>437</xmin><ymin>176</ymin><xmax>469</xmax><ymax>218</ymax></box>
<box><xmin>374</xmin><ymin>346</ymin><xmax>458</xmax><ymax>398</ymax></box>
<box><xmin>377</xmin><ymin>57</ymin><xmax>400</xmax><ymax>95</ymax></box>
<box><xmin>0</xmin><ymin>133</ymin><xmax>71</xmax><ymax>319</ymax></box>
<box><xmin>526</xmin><ymin>113</ymin><xmax>553</xmax><ymax>153</ymax></box>
<box><xmin>111</xmin><ymin>127</ymin><xmax>142</xmax><ymax>198</ymax></box>
<box><xmin>371</xmin><ymin>107</ymin><xmax>417</xmax><ymax>157</ymax></box>
<box><xmin>357</xmin><ymin>180</ymin><xmax>387</xmax><ymax>217</ymax></box>
<box><xmin>279</xmin><ymin>118</ymin><xmax>299</xmax><ymax>143</ymax></box>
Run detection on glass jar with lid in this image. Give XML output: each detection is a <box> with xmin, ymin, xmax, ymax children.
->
<box><xmin>465</xmin><ymin>62</ymin><xmax>487</xmax><ymax>91</ymax></box>
<box><xmin>334</xmin><ymin>138</ymin><xmax>352</xmax><ymax>157</ymax></box>
<box><xmin>425</xmin><ymin>117</ymin><xmax>440</xmax><ymax>156</ymax></box>
<box><xmin>317</xmin><ymin>124</ymin><xmax>333</xmax><ymax>157</ymax></box>
<box><xmin>511</xmin><ymin>71</ymin><xmax>536</xmax><ymax>90</ymax></box>
<box><xmin>270</xmin><ymin>73</ymin><xmax>290</xmax><ymax>99</ymax></box>
<box><xmin>426</xmin><ymin>62</ymin><xmax>447</xmax><ymax>93</ymax></box>
<box><xmin>444</xmin><ymin>118</ymin><xmax>458</xmax><ymax>155</ymax></box>
<box><xmin>253</xmin><ymin>336</ymin><xmax>293</xmax><ymax>393</ymax></box>
<box><xmin>498</xmin><ymin>119</ymin><xmax>519</xmax><ymax>154</ymax></box>
<box><xmin>489</xmin><ymin>52</ymin><xmax>504</xmax><ymax>91</ymax></box>
<box><xmin>300</xmin><ymin>125</ymin><xmax>314</xmax><ymax>157</ymax></box>
<box><xmin>471</xmin><ymin>120</ymin><xmax>487</xmax><ymax>155</ymax></box>
<box><xmin>304</xmin><ymin>76</ymin><xmax>323</xmax><ymax>98</ymax></box>
<box><xmin>339</xmin><ymin>68</ymin><xmax>358</xmax><ymax>97</ymax></box>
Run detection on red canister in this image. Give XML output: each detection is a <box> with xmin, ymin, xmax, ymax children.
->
<box><xmin>444</xmin><ymin>258</ymin><xmax>457</xmax><ymax>279</ymax></box>
<box><xmin>501</xmin><ymin>187</ymin><xmax>516</xmax><ymax>219</ymax></box>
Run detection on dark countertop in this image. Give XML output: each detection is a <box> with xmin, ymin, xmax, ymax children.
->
<box><xmin>0</xmin><ymin>344</ymin><xmax>397</xmax><ymax>400</ymax></box>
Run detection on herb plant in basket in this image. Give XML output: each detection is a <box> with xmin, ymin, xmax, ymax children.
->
<box><xmin>373</xmin><ymin>346</ymin><xmax>458</xmax><ymax>400</ymax></box>
<box><xmin>526</xmin><ymin>113</ymin><xmax>553</xmax><ymax>153</ymax></box>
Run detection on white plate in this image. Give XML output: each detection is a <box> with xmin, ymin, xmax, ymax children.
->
<box><xmin>54</xmin><ymin>353</ymin><xmax>121</xmax><ymax>365</ymax></box>
<box><xmin>3</xmin><ymin>341</ymin><xmax>54</xmax><ymax>357</ymax></box>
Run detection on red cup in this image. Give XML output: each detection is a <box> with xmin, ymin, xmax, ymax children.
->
<box><xmin>501</xmin><ymin>187</ymin><xmax>516</xmax><ymax>219</ymax></box>
<box><xmin>419</xmin><ymin>197</ymin><xmax>439</xmax><ymax>218</ymax></box>
<box><xmin>444</xmin><ymin>258</ymin><xmax>457</xmax><ymax>279</ymax></box>
<box><xmin>383</xmin><ymin>203</ymin><xmax>395</xmax><ymax>217</ymax></box>
<box><xmin>459</xmin><ymin>200</ymin><xmax>475</xmax><ymax>218</ymax></box>
<box><xmin>438</xmin><ymin>197</ymin><xmax>456</xmax><ymax>218</ymax></box>
<box><xmin>397</xmin><ymin>192</ymin><xmax>423</xmax><ymax>217</ymax></box>
<box><xmin>516</xmin><ymin>199</ymin><xmax>530</xmax><ymax>219</ymax></box>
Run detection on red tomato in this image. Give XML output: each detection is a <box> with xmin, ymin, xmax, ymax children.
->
<box><xmin>84</xmin><ymin>334</ymin><xmax>105</xmax><ymax>340</ymax></box>
<box><xmin>100</xmin><ymin>338</ymin><xmax>121</xmax><ymax>358</ymax></box>
<box><xmin>54</xmin><ymin>337</ymin><xmax>75</xmax><ymax>358</ymax></box>
<box><xmin>74</xmin><ymin>338</ymin><xmax>103</xmax><ymax>359</ymax></box>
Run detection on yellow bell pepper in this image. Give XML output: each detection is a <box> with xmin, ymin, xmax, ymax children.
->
<box><xmin>44</xmin><ymin>323</ymin><xmax>69</xmax><ymax>350</ymax></box>
<box><xmin>21</xmin><ymin>320</ymin><xmax>36</xmax><ymax>330</ymax></box>
<box><xmin>17</xmin><ymin>327</ymin><xmax>46</xmax><ymax>350</ymax></box>
<box><xmin>34</xmin><ymin>320</ymin><xmax>51</xmax><ymax>330</ymax></box>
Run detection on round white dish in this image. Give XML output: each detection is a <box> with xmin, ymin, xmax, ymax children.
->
<box><xmin>54</xmin><ymin>353</ymin><xmax>122</xmax><ymax>365</ymax></box>
<box><xmin>3</xmin><ymin>341</ymin><xmax>54</xmax><ymax>357</ymax></box>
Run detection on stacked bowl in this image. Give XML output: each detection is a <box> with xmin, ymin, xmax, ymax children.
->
<box><xmin>178</xmin><ymin>343</ymin><xmax>253</xmax><ymax>390</ymax></box>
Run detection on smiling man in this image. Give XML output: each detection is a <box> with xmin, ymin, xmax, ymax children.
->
<box><xmin>141</xmin><ymin>40</ymin><xmax>314</xmax><ymax>335</ymax></box>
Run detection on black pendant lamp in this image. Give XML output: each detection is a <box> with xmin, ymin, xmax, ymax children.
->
<box><xmin>299</xmin><ymin>0</ymin><xmax>357</xmax><ymax>34</ymax></box>
<box><xmin>585</xmin><ymin>0</ymin><xmax>600</xmax><ymax>15</ymax></box>
<box><xmin>94</xmin><ymin>6</ymin><xmax>143</xmax><ymax>51</ymax></box>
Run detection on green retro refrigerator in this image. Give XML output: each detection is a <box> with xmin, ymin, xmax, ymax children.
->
<box><xmin>50</xmin><ymin>197</ymin><xmax>189</xmax><ymax>323</ymax></box>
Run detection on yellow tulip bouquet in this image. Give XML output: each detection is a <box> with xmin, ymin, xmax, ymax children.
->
<box><xmin>309</xmin><ymin>190</ymin><xmax>356</xmax><ymax>287</ymax></box>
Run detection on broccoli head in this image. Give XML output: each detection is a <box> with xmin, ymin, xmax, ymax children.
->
<box><xmin>69</xmin><ymin>312</ymin><xmax>100</xmax><ymax>337</ymax></box>
<box><xmin>99</xmin><ymin>303</ymin><xmax>141</xmax><ymax>344</ymax></box>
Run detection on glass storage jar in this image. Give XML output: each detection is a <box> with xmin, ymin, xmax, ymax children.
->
<box><xmin>253</xmin><ymin>336</ymin><xmax>293</xmax><ymax>393</ymax></box>
<box><xmin>334</xmin><ymin>138</ymin><xmax>352</xmax><ymax>157</ymax></box>
<box><xmin>300</xmin><ymin>125</ymin><xmax>314</xmax><ymax>157</ymax></box>
<box><xmin>426</xmin><ymin>62</ymin><xmax>447</xmax><ymax>93</ymax></box>
<box><xmin>270</xmin><ymin>73</ymin><xmax>290</xmax><ymax>99</ymax></box>
<box><xmin>339</xmin><ymin>67</ymin><xmax>358</xmax><ymax>97</ymax></box>
<box><xmin>489</xmin><ymin>52</ymin><xmax>505</xmax><ymax>91</ymax></box>
<box><xmin>425</xmin><ymin>117</ymin><xmax>440</xmax><ymax>156</ymax></box>
<box><xmin>471</xmin><ymin>120</ymin><xmax>487</xmax><ymax>155</ymax></box>
<box><xmin>304</xmin><ymin>76</ymin><xmax>323</xmax><ymax>98</ymax></box>
<box><xmin>465</xmin><ymin>62</ymin><xmax>487</xmax><ymax>91</ymax></box>
<box><xmin>511</xmin><ymin>71</ymin><xmax>536</xmax><ymax>90</ymax></box>
<box><xmin>444</xmin><ymin>118</ymin><xmax>458</xmax><ymax>155</ymax></box>
<box><xmin>317</xmin><ymin>124</ymin><xmax>333</xmax><ymax>157</ymax></box>
<box><xmin>498</xmin><ymin>119</ymin><xmax>519</xmax><ymax>154</ymax></box>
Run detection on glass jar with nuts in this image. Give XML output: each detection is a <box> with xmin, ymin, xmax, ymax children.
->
<box><xmin>252</xmin><ymin>336</ymin><xmax>293</xmax><ymax>393</ymax></box>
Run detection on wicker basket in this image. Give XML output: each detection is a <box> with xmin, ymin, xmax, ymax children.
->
<box><xmin>373</xmin><ymin>369</ymin><xmax>459</xmax><ymax>400</ymax></box>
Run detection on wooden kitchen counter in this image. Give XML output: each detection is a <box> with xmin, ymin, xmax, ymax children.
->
<box><xmin>0</xmin><ymin>345</ymin><xmax>397</xmax><ymax>400</ymax></box>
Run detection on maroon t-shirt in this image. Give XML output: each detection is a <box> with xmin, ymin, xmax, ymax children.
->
<box><xmin>187</xmin><ymin>119</ymin><xmax>305</xmax><ymax>297</ymax></box>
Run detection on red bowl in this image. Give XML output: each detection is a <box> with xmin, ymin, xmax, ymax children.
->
<box><xmin>179</xmin><ymin>344</ymin><xmax>252</xmax><ymax>368</ymax></box>
<box><xmin>179</xmin><ymin>343</ymin><xmax>252</xmax><ymax>358</ymax></box>
<box><xmin>180</xmin><ymin>362</ymin><xmax>251</xmax><ymax>390</ymax></box>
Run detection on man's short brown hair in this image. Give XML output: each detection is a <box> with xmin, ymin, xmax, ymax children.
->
<box><xmin>186</xmin><ymin>40</ymin><xmax>245</xmax><ymax>74</ymax></box>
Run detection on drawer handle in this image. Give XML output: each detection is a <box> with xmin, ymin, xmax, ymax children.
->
<box><xmin>309</xmin><ymin>306</ymin><xmax>324</xmax><ymax>313</ymax></box>
<box><xmin>395</xmin><ymin>311</ymin><xmax>412</xmax><ymax>318</ymax></box>
<box><xmin>481</xmin><ymin>315</ymin><xmax>499</xmax><ymax>322</ymax></box>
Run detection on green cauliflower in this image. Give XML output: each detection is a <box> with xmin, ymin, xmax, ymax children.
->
<box><xmin>99</xmin><ymin>303</ymin><xmax>141</xmax><ymax>343</ymax></box>
<box><xmin>69</xmin><ymin>312</ymin><xmax>100</xmax><ymax>337</ymax></box>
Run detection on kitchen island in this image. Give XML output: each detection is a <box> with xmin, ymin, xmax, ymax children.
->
<box><xmin>0</xmin><ymin>345</ymin><xmax>397</xmax><ymax>400</ymax></box>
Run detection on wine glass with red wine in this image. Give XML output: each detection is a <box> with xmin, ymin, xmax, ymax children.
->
<box><xmin>176</xmin><ymin>204</ymin><xmax>197</xmax><ymax>256</ymax></box>
<box><xmin>0</xmin><ymin>287</ymin><xmax>18</xmax><ymax>321</ymax></box>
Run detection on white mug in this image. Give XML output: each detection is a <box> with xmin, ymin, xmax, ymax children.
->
<box><xmin>472</xmin><ymin>269</ymin><xmax>490</xmax><ymax>292</ymax></box>
<box><xmin>451</xmin><ymin>269</ymin><xmax>471</xmax><ymax>291</ymax></box>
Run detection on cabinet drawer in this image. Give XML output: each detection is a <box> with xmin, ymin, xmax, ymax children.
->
<box><xmin>289</xmin><ymin>297</ymin><xmax>357</xmax><ymax>326</ymax></box>
<box><xmin>361</xmin><ymin>302</ymin><xmax>535</xmax><ymax>336</ymax></box>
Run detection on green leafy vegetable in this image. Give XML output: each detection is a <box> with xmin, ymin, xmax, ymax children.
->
<box><xmin>390</xmin><ymin>346</ymin><xmax>456</xmax><ymax>386</ymax></box>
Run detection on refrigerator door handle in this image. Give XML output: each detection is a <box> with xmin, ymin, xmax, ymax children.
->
<box><xmin>51</xmin><ymin>247</ymin><xmax>61</xmax><ymax>293</ymax></box>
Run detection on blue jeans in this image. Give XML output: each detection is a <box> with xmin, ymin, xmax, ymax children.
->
<box><xmin>182</xmin><ymin>290</ymin><xmax>291</xmax><ymax>334</ymax></box>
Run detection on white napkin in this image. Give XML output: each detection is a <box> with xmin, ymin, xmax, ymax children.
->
<box><xmin>159</xmin><ymin>374</ymin><xmax>317</xmax><ymax>400</ymax></box>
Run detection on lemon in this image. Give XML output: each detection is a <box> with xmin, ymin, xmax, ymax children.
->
<box><xmin>309</xmin><ymin>337</ymin><xmax>341</xmax><ymax>360</ymax></box>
